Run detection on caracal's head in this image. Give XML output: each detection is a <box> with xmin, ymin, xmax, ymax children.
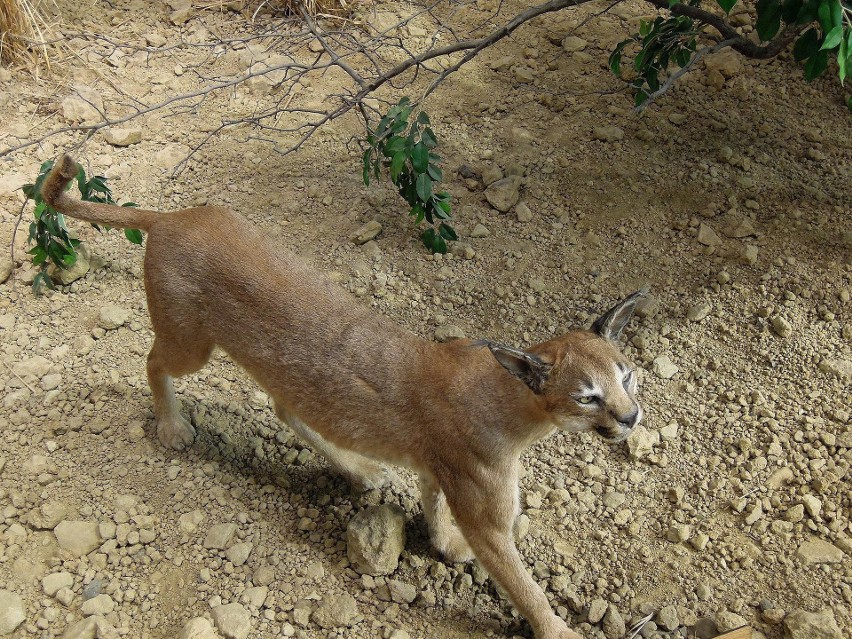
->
<box><xmin>483</xmin><ymin>289</ymin><xmax>646</xmax><ymax>443</ymax></box>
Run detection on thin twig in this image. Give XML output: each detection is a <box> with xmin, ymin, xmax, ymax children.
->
<box><xmin>1</xmin><ymin>359</ymin><xmax>37</xmax><ymax>394</ymax></box>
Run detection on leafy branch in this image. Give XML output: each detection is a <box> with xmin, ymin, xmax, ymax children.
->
<box><xmin>362</xmin><ymin>98</ymin><xmax>456</xmax><ymax>254</ymax></box>
<box><xmin>21</xmin><ymin>160</ymin><xmax>142</xmax><ymax>293</ymax></box>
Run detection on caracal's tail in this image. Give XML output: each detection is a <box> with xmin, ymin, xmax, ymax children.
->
<box><xmin>41</xmin><ymin>155</ymin><xmax>160</xmax><ymax>231</ymax></box>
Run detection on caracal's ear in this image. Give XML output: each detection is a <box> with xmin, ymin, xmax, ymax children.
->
<box><xmin>591</xmin><ymin>287</ymin><xmax>648</xmax><ymax>341</ymax></box>
<box><xmin>475</xmin><ymin>340</ymin><xmax>552</xmax><ymax>393</ymax></box>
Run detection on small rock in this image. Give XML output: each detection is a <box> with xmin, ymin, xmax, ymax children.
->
<box><xmin>587</xmin><ymin>597</ymin><xmax>607</xmax><ymax>624</ymax></box>
<box><xmin>98</xmin><ymin>305</ymin><xmax>131</xmax><ymax>330</ymax></box>
<box><xmin>59</xmin><ymin>615</ymin><xmax>117</xmax><ymax>639</ymax></box>
<box><xmin>312</xmin><ymin>593</ymin><xmax>359</xmax><ymax>629</ymax></box>
<box><xmin>795</xmin><ymin>538</ymin><xmax>844</xmax><ymax>564</ymax></box>
<box><xmin>29</xmin><ymin>500</ymin><xmax>68</xmax><ymax>529</ymax></box>
<box><xmin>347</xmin><ymin>504</ymin><xmax>405</xmax><ymax>575</ymax></box>
<box><xmin>0</xmin><ymin>590</ymin><xmax>25</xmax><ymax>635</ymax></box>
<box><xmin>81</xmin><ymin>594</ymin><xmax>115</xmax><ymax>616</ymax></box>
<box><xmin>351</xmin><ymin>220</ymin><xmax>382</xmax><ymax>245</ymax></box>
<box><xmin>819</xmin><ymin>357</ymin><xmax>852</xmax><ymax>379</ymax></box>
<box><xmin>686</xmin><ymin>302</ymin><xmax>711</xmax><ymax>322</ymax></box>
<box><xmin>42</xmin><ymin>572</ymin><xmax>74</xmax><ymax>596</ymax></box>
<box><xmin>204</xmin><ymin>523</ymin><xmax>238</xmax><ymax>550</ymax></box>
<box><xmin>153</xmin><ymin>143</ymin><xmax>190</xmax><ymax>169</ymax></box>
<box><xmin>767</xmin><ymin>466</ymin><xmax>794</xmax><ymax>488</ymax></box>
<box><xmin>592</xmin><ymin>125</ymin><xmax>624</xmax><ymax>142</ymax></box>
<box><xmin>657</xmin><ymin>605</ymin><xmax>680</xmax><ymax>631</ymax></box>
<box><xmin>435</xmin><ymin>324</ymin><xmax>465</xmax><ymax>342</ymax></box>
<box><xmin>715</xmin><ymin>611</ymin><xmax>748</xmax><ymax>632</ymax></box>
<box><xmin>484</xmin><ymin>176</ymin><xmax>522</xmax><ymax>212</ymax></box>
<box><xmin>54</xmin><ymin>521</ymin><xmax>101</xmax><ymax>556</ymax></box>
<box><xmin>225</xmin><ymin>542</ymin><xmax>253</xmax><ymax>567</ymax></box>
<box><xmin>784</xmin><ymin>608</ymin><xmax>842</xmax><ymax>639</ymax></box>
<box><xmin>178</xmin><ymin>510</ymin><xmax>205</xmax><ymax>533</ymax></box>
<box><xmin>481</xmin><ymin>165</ymin><xmax>503</xmax><ymax>186</ymax></box>
<box><xmin>387</xmin><ymin>579</ymin><xmax>417</xmax><ymax>604</ymax></box>
<box><xmin>0</xmin><ymin>258</ymin><xmax>14</xmax><ymax>284</ymax></box>
<box><xmin>738</xmin><ymin>243</ymin><xmax>759</xmax><ymax>265</ymax></box>
<box><xmin>562</xmin><ymin>36</ymin><xmax>587</xmax><ymax>52</ymax></box>
<box><xmin>179</xmin><ymin>618</ymin><xmax>221</xmax><ymax>639</ymax></box>
<box><xmin>697</xmin><ymin>223</ymin><xmax>722</xmax><ymax>246</ymax></box>
<box><xmin>721</xmin><ymin>213</ymin><xmax>756</xmax><ymax>238</ymax></box>
<box><xmin>102</xmin><ymin>128</ymin><xmax>142</xmax><ymax>146</ymax></box>
<box><xmin>704</xmin><ymin>48</ymin><xmax>743</xmax><ymax>78</ymax></box>
<box><xmin>771</xmin><ymin>316</ymin><xmax>792</xmax><ymax>338</ymax></box>
<box><xmin>515</xmin><ymin>202</ymin><xmax>532</xmax><ymax>222</ymax></box>
<box><xmin>61</xmin><ymin>86</ymin><xmax>104</xmax><ymax>124</ymax></box>
<box><xmin>212</xmin><ymin>603</ymin><xmax>251</xmax><ymax>639</ymax></box>
<box><xmin>666</xmin><ymin>524</ymin><xmax>692</xmax><ymax>543</ymax></box>
<box><xmin>802</xmin><ymin>494</ymin><xmax>822</xmax><ymax>518</ymax></box>
<box><xmin>602</xmin><ymin>605</ymin><xmax>625</xmax><ymax>638</ymax></box>
<box><xmin>652</xmin><ymin>355</ymin><xmax>679</xmax><ymax>379</ymax></box>
<box><xmin>470</xmin><ymin>223</ymin><xmax>490</xmax><ymax>238</ymax></box>
<box><xmin>627</xmin><ymin>425</ymin><xmax>659</xmax><ymax>460</ymax></box>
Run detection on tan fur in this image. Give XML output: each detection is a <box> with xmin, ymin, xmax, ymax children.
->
<box><xmin>42</xmin><ymin>155</ymin><xmax>645</xmax><ymax>639</ymax></box>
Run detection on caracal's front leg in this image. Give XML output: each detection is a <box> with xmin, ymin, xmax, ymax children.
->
<box><xmin>420</xmin><ymin>473</ymin><xmax>474</xmax><ymax>563</ymax></box>
<box><xmin>441</xmin><ymin>464</ymin><xmax>586</xmax><ymax>639</ymax></box>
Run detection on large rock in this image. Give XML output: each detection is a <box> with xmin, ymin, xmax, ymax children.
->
<box><xmin>61</xmin><ymin>86</ymin><xmax>104</xmax><ymax>124</ymax></box>
<box><xmin>54</xmin><ymin>521</ymin><xmax>101</xmax><ymax>556</ymax></box>
<box><xmin>796</xmin><ymin>538</ymin><xmax>844</xmax><ymax>564</ymax></box>
<box><xmin>347</xmin><ymin>504</ymin><xmax>405</xmax><ymax>575</ymax></box>
<box><xmin>0</xmin><ymin>590</ymin><xmax>25</xmax><ymax>635</ymax></box>
<box><xmin>204</xmin><ymin>523</ymin><xmax>238</xmax><ymax>550</ymax></box>
<box><xmin>484</xmin><ymin>176</ymin><xmax>522</xmax><ymax>212</ymax></box>
<box><xmin>784</xmin><ymin>608</ymin><xmax>842</xmax><ymax>639</ymax></box>
<box><xmin>60</xmin><ymin>615</ymin><xmax>118</xmax><ymax>639</ymax></box>
<box><xmin>179</xmin><ymin>617</ymin><xmax>221</xmax><ymax>639</ymax></box>
<box><xmin>312</xmin><ymin>593</ymin><xmax>359</xmax><ymax>629</ymax></box>
<box><xmin>48</xmin><ymin>243</ymin><xmax>91</xmax><ymax>285</ymax></box>
<box><xmin>212</xmin><ymin>603</ymin><xmax>251</xmax><ymax>639</ymax></box>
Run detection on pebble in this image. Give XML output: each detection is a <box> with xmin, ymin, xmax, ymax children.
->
<box><xmin>657</xmin><ymin>605</ymin><xmax>679</xmax><ymax>631</ymax></box>
<box><xmin>204</xmin><ymin>523</ymin><xmax>238</xmax><ymax>550</ymax></box>
<box><xmin>54</xmin><ymin>521</ymin><xmax>101</xmax><ymax>556</ymax></box>
<box><xmin>225</xmin><ymin>542</ymin><xmax>253</xmax><ymax>567</ymax></box>
<box><xmin>562</xmin><ymin>36</ymin><xmax>587</xmax><ymax>52</ymax></box>
<box><xmin>312</xmin><ymin>593</ymin><xmax>359</xmax><ymax>628</ymax></box>
<box><xmin>59</xmin><ymin>615</ymin><xmax>117</xmax><ymax>639</ymax></box>
<box><xmin>102</xmin><ymin>127</ymin><xmax>142</xmax><ymax>146</ymax></box>
<box><xmin>179</xmin><ymin>617</ymin><xmax>220</xmax><ymax>639</ymax></box>
<box><xmin>98</xmin><ymin>305</ymin><xmax>131</xmax><ymax>330</ymax></box>
<box><xmin>686</xmin><ymin>302</ymin><xmax>711</xmax><ymax>322</ymax></box>
<box><xmin>347</xmin><ymin>504</ymin><xmax>405</xmax><ymax>575</ymax></box>
<box><xmin>81</xmin><ymin>594</ymin><xmax>115</xmax><ymax>616</ymax></box>
<box><xmin>351</xmin><ymin>220</ymin><xmax>382</xmax><ymax>245</ymax></box>
<box><xmin>592</xmin><ymin>125</ymin><xmax>624</xmax><ymax>142</ymax></box>
<box><xmin>484</xmin><ymin>176</ymin><xmax>522</xmax><ymax>212</ymax></box>
<box><xmin>515</xmin><ymin>201</ymin><xmax>533</xmax><ymax>222</ymax></box>
<box><xmin>770</xmin><ymin>316</ymin><xmax>792</xmax><ymax>338</ymax></box>
<box><xmin>42</xmin><ymin>572</ymin><xmax>74</xmax><ymax>597</ymax></box>
<box><xmin>697</xmin><ymin>223</ymin><xmax>721</xmax><ymax>246</ymax></box>
<box><xmin>435</xmin><ymin>324</ymin><xmax>465</xmax><ymax>342</ymax></box>
<box><xmin>784</xmin><ymin>608</ymin><xmax>843</xmax><ymax>638</ymax></box>
<box><xmin>212</xmin><ymin>603</ymin><xmax>251</xmax><ymax>639</ymax></box>
<box><xmin>0</xmin><ymin>590</ymin><xmax>25</xmax><ymax>635</ymax></box>
<box><xmin>652</xmin><ymin>355</ymin><xmax>679</xmax><ymax>379</ymax></box>
<box><xmin>470</xmin><ymin>223</ymin><xmax>490</xmax><ymax>238</ymax></box>
<box><xmin>715</xmin><ymin>611</ymin><xmax>748</xmax><ymax>632</ymax></box>
<box><xmin>627</xmin><ymin>425</ymin><xmax>659</xmax><ymax>460</ymax></box>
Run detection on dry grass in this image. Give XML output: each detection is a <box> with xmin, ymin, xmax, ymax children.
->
<box><xmin>0</xmin><ymin>0</ymin><xmax>51</xmax><ymax>69</ymax></box>
<box><xmin>197</xmin><ymin>0</ymin><xmax>354</xmax><ymax>19</ymax></box>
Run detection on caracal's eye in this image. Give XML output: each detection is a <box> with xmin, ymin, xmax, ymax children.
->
<box><xmin>577</xmin><ymin>396</ymin><xmax>596</xmax><ymax>405</ymax></box>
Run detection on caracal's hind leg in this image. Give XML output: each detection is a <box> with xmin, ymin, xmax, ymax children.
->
<box><xmin>420</xmin><ymin>472</ymin><xmax>474</xmax><ymax>563</ymax></box>
<box><xmin>274</xmin><ymin>405</ymin><xmax>396</xmax><ymax>491</ymax></box>
<box><xmin>147</xmin><ymin>334</ymin><xmax>213</xmax><ymax>450</ymax></box>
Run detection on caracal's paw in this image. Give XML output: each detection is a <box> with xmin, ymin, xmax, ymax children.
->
<box><xmin>436</xmin><ymin>531</ymin><xmax>475</xmax><ymax>564</ymax></box>
<box><xmin>157</xmin><ymin>415</ymin><xmax>196</xmax><ymax>450</ymax></box>
<box><xmin>348</xmin><ymin>463</ymin><xmax>400</xmax><ymax>492</ymax></box>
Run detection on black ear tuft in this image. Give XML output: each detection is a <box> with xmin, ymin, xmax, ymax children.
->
<box><xmin>591</xmin><ymin>287</ymin><xmax>648</xmax><ymax>341</ymax></box>
<box><xmin>475</xmin><ymin>340</ymin><xmax>551</xmax><ymax>393</ymax></box>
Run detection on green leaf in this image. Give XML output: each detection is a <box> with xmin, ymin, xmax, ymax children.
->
<box><xmin>793</xmin><ymin>28</ymin><xmax>820</xmax><ymax>60</ymax></box>
<box><xmin>426</xmin><ymin>163</ymin><xmax>443</xmax><ymax>181</ymax></box>
<box><xmin>803</xmin><ymin>48</ymin><xmax>829</xmax><ymax>79</ymax></box>
<box><xmin>830</xmin><ymin>0</ymin><xmax>842</xmax><ymax>27</ymax></box>
<box><xmin>34</xmin><ymin>201</ymin><xmax>46</xmax><ymax>220</ymax></box>
<box><xmin>411</xmin><ymin>143</ymin><xmax>429</xmax><ymax>173</ymax></box>
<box><xmin>438</xmin><ymin>223</ymin><xmax>457</xmax><ymax>241</ymax></box>
<box><xmin>384</xmin><ymin>136</ymin><xmax>405</xmax><ymax>157</ymax></box>
<box><xmin>609</xmin><ymin>51</ymin><xmax>622</xmax><ymax>76</ymax></box>
<box><xmin>124</xmin><ymin>229</ymin><xmax>144</xmax><ymax>244</ymax></box>
<box><xmin>415</xmin><ymin>173</ymin><xmax>432</xmax><ymax>202</ymax></box>
<box><xmin>816</xmin><ymin>0</ymin><xmax>832</xmax><ymax>32</ymax></box>
<box><xmin>422</xmin><ymin>128</ymin><xmax>438</xmax><ymax>149</ymax></box>
<box><xmin>820</xmin><ymin>25</ymin><xmax>842</xmax><ymax>50</ymax></box>
<box><xmin>122</xmin><ymin>202</ymin><xmax>138</xmax><ymax>208</ymax></box>
<box><xmin>847</xmin><ymin>95</ymin><xmax>852</xmax><ymax>111</ymax></box>
<box><xmin>390</xmin><ymin>151</ymin><xmax>407</xmax><ymax>181</ymax></box>
<box><xmin>416</xmin><ymin>111</ymin><xmax>430</xmax><ymax>125</ymax></box>
<box><xmin>755</xmin><ymin>0</ymin><xmax>782</xmax><ymax>41</ymax></box>
<box><xmin>716</xmin><ymin>0</ymin><xmax>738</xmax><ymax>13</ymax></box>
<box><xmin>362</xmin><ymin>148</ymin><xmax>372</xmax><ymax>185</ymax></box>
<box><xmin>29</xmin><ymin>246</ymin><xmax>47</xmax><ymax>265</ymax></box>
<box><xmin>421</xmin><ymin>227</ymin><xmax>436</xmax><ymax>250</ymax></box>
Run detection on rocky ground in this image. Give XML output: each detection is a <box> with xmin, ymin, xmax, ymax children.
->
<box><xmin>0</xmin><ymin>0</ymin><xmax>850</xmax><ymax>638</ymax></box>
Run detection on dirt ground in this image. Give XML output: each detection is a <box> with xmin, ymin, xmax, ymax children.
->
<box><xmin>0</xmin><ymin>1</ymin><xmax>850</xmax><ymax>638</ymax></box>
